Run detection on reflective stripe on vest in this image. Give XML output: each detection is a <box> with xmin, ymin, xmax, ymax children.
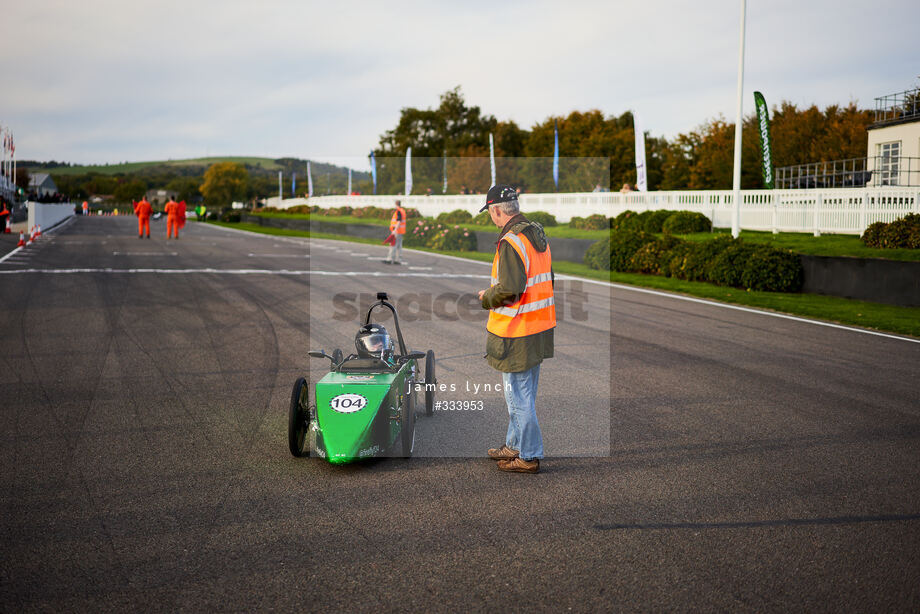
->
<box><xmin>487</xmin><ymin>231</ymin><xmax>556</xmax><ymax>338</ymax></box>
<box><xmin>390</xmin><ymin>207</ymin><xmax>406</xmax><ymax>234</ymax></box>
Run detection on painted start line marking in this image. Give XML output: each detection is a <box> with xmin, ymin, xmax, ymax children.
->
<box><xmin>0</xmin><ymin>268</ymin><xmax>490</xmax><ymax>279</ymax></box>
<box><xmin>247</xmin><ymin>253</ymin><xmax>310</xmax><ymax>258</ymax></box>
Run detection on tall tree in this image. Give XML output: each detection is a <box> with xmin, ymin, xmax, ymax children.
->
<box><xmin>200</xmin><ymin>162</ymin><xmax>248</xmax><ymax>206</ymax></box>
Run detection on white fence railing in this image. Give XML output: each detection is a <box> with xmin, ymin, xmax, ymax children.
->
<box><xmin>269</xmin><ymin>187</ymin><xmax>920</xmax><ymax>235</ymax></box>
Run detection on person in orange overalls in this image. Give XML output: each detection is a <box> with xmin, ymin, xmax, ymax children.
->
<box><xmin>178</xmin><ymin>200</ymin><xmax>187</xmax><ymax>232</ymax></box>
<box><xmin>164</xmin><ymin>198</ymin><xmax>180</xmax><ymax>239</ymax></box>
<box><xmin>135</xmin><ymin>197</ymin><xmax>152</xmax><ymax>238</ymax></box>
<box><xmin>82</xmin><ymin>201</ymin><xmax>89</xmax><ymax>216</ymax></box>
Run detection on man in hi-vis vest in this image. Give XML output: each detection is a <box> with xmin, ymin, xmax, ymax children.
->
<box><xmin>477</xmin><ymin>185</ymin><xmax>555</xmax><ymax>473</ymax></box>
<box><xmin>384</xmin><ymin>200</ymin><xmax>407</xmax><ymax>264</ymax></box>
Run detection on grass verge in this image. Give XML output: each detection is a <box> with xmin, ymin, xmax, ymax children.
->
<box><xmin>209</xmin><ymin>221</ymin><xmax>920</xmax><ymax>338</ymax></box>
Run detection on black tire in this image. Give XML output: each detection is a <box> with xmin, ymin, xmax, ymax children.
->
<box><xmin>332</xmin><ymin>348</ymin><xmax>343</xmax><ymax>365</ymax></box>
<box><xmin>288</xmin><ymin>377</ymin><xmax>310</xmax><ymax>457</ymax></box>
<box><xmin>424</xmin><ymin>350</ymin><xmax>436</xmax><ymax>416</ymax></box>
<box><xmin>401</xmin><ymin>385</ymin><xmax>416</xmax><ymax>457</ymax></box>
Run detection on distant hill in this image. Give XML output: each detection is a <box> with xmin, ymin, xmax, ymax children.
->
<box><xmin>19</xmin><ymin>156</ymin><xmax>372</xmax><ymax>201</ymax></box>
<box><xmin>26</xmin><ymin>156</ymin><xmax>369</xmax><ymax>178</ymax></box>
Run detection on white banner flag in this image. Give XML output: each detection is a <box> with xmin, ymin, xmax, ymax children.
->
<box><xmin>347</xmin><ymin>168</ymin><xmax>352</xmax><ymax>195</ymax></box>
<box><xmin>634</xmin><ymin>112</ymin><xmax>647</xmax><ymax>192</ymax></box>
<box><xmin>489</xmin><ymin>133</ymin><xmax>496</xmax><ymax>187</ymax></box>
<box><xmin>307</xmin><ymin>161</ymin><xmax>314</xmax><ymax>197</ymax></box>
<box><xmin>405</xmin><ymin>147</ymin><xmax>413</xmax><ymax>195</ymax></box>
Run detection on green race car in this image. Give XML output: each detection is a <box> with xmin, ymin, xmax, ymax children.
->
<box><xmin>288</xmin><ymin>292</ymin><xmax>436</xmax><ymax>463</ymax></box>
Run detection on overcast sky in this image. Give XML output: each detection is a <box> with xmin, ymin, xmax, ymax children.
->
<box><xmin>2</xmin><ymin>0</ymin><xmax>918</xmax><ymax>170</ymax></box>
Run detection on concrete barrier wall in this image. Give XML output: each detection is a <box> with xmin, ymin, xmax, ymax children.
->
<box><xmin>800</xmin><ymin>255</ymin><xmax>920</xmax><ymax>307</ymax></box>
<box><xmin>240</xmin><ymin>214</ymin><xmax>920</xmax><ymax>307</ymax></box>
<box><xmin>27</xmin><ymin>202</ymin><xmax>74</xmax><ymax>232</ymax></box>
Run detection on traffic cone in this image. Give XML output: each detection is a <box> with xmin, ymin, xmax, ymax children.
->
<box><xmin>17</xmin><ymin>231</ymin><xmax>25</xmax><ymax>247</ymax></box>
<box><xmin>4</xmin><ymin>217</ymin><xmax>10</xmax><ymax>233</ymax></box>
<box><xmin>35</xmin><ymin>224</ymin><xmax>42</xmax><ymax>238</ymax></box>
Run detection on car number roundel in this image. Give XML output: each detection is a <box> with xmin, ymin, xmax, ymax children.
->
<box><xmin>329</xmin><ymin>393</ymin><xmax>367</xmax><ymax>413</ymax></box>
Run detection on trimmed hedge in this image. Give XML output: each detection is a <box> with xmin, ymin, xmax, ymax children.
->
<box><xmin>861</xmin><ymin>213</ymin><xmax>920</xmax><ymax>249</ymax></box>
<box><xmin>404</xmin><ymin>218</ymin><xmax>477</xmax><ymax>251</ymax></box>
<box><xmin>526</xmin><ymin>211</ymin><xmax>558</xmax><ymax>227</ymax></box>
<box><xmin>437</xmin><ymin>209</ymin><xmax>474</xmax><ymax>224</ymax></box>
<box><xmin>662</xmin><ymin>211</ymin><xmax>712</xmax><ymax>234</ymax></box>
<box><xmin>585</xmin><ymin>230</ymin><xmax>803</xmax><ymax>292</ymax></box>
<box><xmin>571</xmin><ymin>214</ymin><xmax>610</xmax><ymax>231</ymax></box>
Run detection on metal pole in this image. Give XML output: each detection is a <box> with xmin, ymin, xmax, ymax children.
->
<box><xmin>731</xmin><ymin>0</ymin><xmax>746</xmax><ymax>238</ymax></box>
<box><xmin>278</xmin><ymin>171</ymin><xmax>282</xmax><ymax>202</ymax></box>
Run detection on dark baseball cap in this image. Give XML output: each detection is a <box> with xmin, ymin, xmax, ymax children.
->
<box><xmin>479</xmin><ymin>184</ymin><xmax>518</xmax><ymax>213</ymax></box>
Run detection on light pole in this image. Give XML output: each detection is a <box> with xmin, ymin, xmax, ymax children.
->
<box><xmin>732</xmin><ymin>0</ymin><xmax>746</xmax><ymax>238</ymax></box>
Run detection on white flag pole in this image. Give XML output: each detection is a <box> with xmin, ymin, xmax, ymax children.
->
<box><xmin>732</xmin><ymin>0</ymin><xmax>747</xmax><ymax>238</ymax></box>
<box><xmin>347</xmin><ymin>168</ymin><xmax>352</xmax><ymax>196</ymax></box>
<box><xmin>489</xmin><ymin>133</ymin><xmax>496</xmax><ymax>187</ymax></box>
<box><xmin>405</xmin><ymin>147</ymin><xmax>413</xmax><ymax>195</ymax></box>
<box><xmin>277</xmin><ymin>171</ymin><xmax>282</xmax><ymax>202</ymax></box>
<box><xmin>307</xmin><ymin>162</ymin><xmax>314</xmax><ymax>197</ymax></box>
<box><xmin>633</xmin><ymin>113</ymin><xmax>647</xmax><ymax>192</ymax></box>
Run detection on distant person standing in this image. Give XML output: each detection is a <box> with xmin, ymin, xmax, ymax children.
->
<box><xmin>384</xmin><ymin>199</ymin><xmax>406</xmax><ymax>264</ymax></box>
<box><xmin>82</xmin><ymin>201</ymin><xmax>89</xmax><ymax>216</ymax></box>
<box><xmin>135</xmin><ymin>197</ymin><xmax>152</xmax><ymax>238</ymax></box>
<box><xmin>164</xmin><ymin>198</ymin><xmax>180</xmax><ymax>239</ymax></box>
<box><xmin>178</xmin><ymin>200</ymin><xmax>187</xmax><ymax>233</ymax></box>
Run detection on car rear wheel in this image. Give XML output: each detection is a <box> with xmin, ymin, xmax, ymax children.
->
<box><xmin>288</xmin><ymin>377</ymin><xmax>310</xmax><ymax>457</ymax></box>
<box><xmin>424</xmin><ymin>350</ymin><xmax>436</xmax><ymax>416</ymax></box>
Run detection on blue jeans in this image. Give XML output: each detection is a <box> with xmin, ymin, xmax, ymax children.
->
<box><xmin>502</xmin><ymin>364</ymin><xmax>544</xmax><ymax>460</ymax></box>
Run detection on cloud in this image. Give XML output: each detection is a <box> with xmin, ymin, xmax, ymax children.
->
<box><xmin>2</xmin><ymin>0</ymin><xmax>919</xmax><ymax>165</ymax></box>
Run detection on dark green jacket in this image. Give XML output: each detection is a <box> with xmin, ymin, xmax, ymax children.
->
<box><xmin>480</xmin><ymin>214</ymin><xmax>555</xmax><ymax>373</ymax></box>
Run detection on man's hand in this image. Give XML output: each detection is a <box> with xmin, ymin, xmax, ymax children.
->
<box><xmin>478</xmin><ymin>290</ymin><xmax>486</xmax><ymax>301</ymax></box>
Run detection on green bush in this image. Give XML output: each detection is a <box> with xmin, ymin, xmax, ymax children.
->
<box><xmin>861</xmin><ymin>221</ymin><xmax>886</xmax><ymax>248</ymax></box>
<box><xmin>628</xmin><ymin>237</ymin><xmax>683</xmax><ymax>275</ymax></box>
<box><xmin>405</xmin><ymin>208</ymin><xmax>421</xmax><ymax>219</ymax></box>
<box><xmin>427</xmin><ymin>226</ymin><xmax>478</xmax><ymax>251</ymax></box>
<box><xmin>584</xmin><ymin>236</ymin><xmax>611</xmax><ymax>270</ymax></box>
<box><xmin>611</xmin><ymin>210</ymin><xmax>643</xmax><ymax>231</ymax></box>
<box><xmin>662</xmin><ymin>211</ymin><xmax>712</xmax><ymax>234</ymax></box>
<box><xmin>473</xmin><ymin>211</ymin><xmax>492</xmax><ymax>226</ymax></box>
<box><xmin>609</xmin><ymin>229</ymin><xmax>656</xmax><ymax>271</ymax></box>
<box><xmin>642</xmin><ymin>210</ymin><xmax>674</xmax><ymax>233</ymax></box>
<box><xmin>351</xmin><ymin>206</ymin><xmax>385</xmax><ymax>218</ymax></box>
<box><xmin>741</xmin><ymin>247</ymin><xmax>804</xmax><ymax>292</ymax></box>
<box><xmin>571</xmin><ymin>214</ymin><xmax>610</xmax><ymax>231</ymax></box>
<box><xmin>666</xmin><ymin>235</ymin><xmax>735</xmax><ymax>281</ymax></box>
<box><xmin>708</xmin><ymin>242</ymin><xmax>758</xmax><ymax>287</ymax></box>
<box><xmin>403</xmin><ymin>218</ymin><xmax>437</xmax><ymax>247</ymax></box>
<box><xmin>437</xmin><ymin>209</ymin><xmax>474</xmax><ymax>224</ymax></box>
<box><xmin>220</xmin><ymin>210</ymin><xmax>241</xmax><ymax>223</ymax></box>
<box><xmin>525</xmin><ymin>211</ymin><xmax>558</xmax><ymax>227</ymax></box>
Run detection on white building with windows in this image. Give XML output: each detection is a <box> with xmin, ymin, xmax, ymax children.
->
<box><xmin>866</xmin><ymin>87</ymin><xmax>920</xmax><ymax>186</ymax></box>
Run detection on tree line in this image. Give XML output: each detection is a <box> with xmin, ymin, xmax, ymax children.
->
<box><xmin>371</xmin><ymin>87</ymin><xmax>874</xmax><ymax>193</ymax></box>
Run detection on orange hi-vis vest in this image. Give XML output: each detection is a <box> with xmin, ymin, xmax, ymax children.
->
<box><xmin>486</xmin><ymin>231</ymin><xmax>556</xmax><ymax>338</ymax></box>
<box><xmin>390</xmin><ymin>206</ymin><xmax>406</xmax><ymax>234</ymax></box>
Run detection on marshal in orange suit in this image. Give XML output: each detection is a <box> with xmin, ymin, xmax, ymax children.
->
<box><xmin>135</xmin><ymin>198</ymin><xmax>152</xmax><ymax>238</ymax></box>
<box><xmin>164</xmin><ymin>198</ymin><xmax>180</xmax><ymax>239</ymax></box>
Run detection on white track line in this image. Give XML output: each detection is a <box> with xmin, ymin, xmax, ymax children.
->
<box><xmin>112</xmin><ymin>251</ymin><xmax>178</xmax><ymax>256</ymax></box>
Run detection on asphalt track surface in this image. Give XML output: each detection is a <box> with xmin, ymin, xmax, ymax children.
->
<box><xmin>2</xmin><ymin>216</ymin><xmax>919</xmax><ymax>611</ymax></box>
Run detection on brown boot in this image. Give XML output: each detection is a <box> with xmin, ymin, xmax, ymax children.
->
<box><xmin>487</xmin><ymin>445</ymin><xmax>519</xmax><ymax>461</ymax></box>
<box><xmin>496</xmin><ymin>457</ymin><xmax>539</xmax><ymax>473</ymax></box>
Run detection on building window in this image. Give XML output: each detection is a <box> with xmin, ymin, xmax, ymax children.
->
<box><xmin>876</xmin><ymin>141</ymin><xmax>901</xmax><ymax>186</ymax></box>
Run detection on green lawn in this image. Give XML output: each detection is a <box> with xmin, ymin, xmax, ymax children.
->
<box><xmin>254</xmin><ymin>211</ymin><xmax>609</xmax><ymax>240</ymax></box>
<box><xmin>256</xmin><ymin>211</ymin><xmax>920</xmax><ymax>258</ymax></box>
<box><xmin>45</xmin><ymin>156</ymin><xmax>282</xmax><ymax>175</ymax></box>
<box><xmin>209</xmin><ymin>221</ymin><xmax>920</xmax><ymax>338</ymax></box>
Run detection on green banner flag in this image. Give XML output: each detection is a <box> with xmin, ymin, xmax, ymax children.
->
<box><xmin>754</xmin><ymin>91</ymin><xmax>775</xmax><ymax>189</ymax></box>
